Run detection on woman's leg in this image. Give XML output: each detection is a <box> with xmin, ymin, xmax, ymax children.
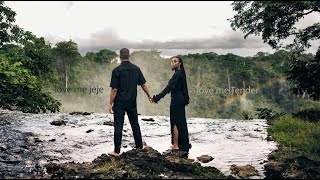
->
<box><xmin>170</xmin><ymin>124</ymin><xmax>179</xmax><ymax>149</ymax></box>
<box><xmin>170</xmin><ymin>106</ymin><xmax>179</xmax><ymax>149</ymax></box>
<box><xmin>176</xmin><ymin>106</ymin><xmax>191</xmax><ymax>151</ymax></box>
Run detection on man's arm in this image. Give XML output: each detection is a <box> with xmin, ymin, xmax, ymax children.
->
<box><xmin>109</xmin><ymin>88</ymin><xmax>118</xmax><ymax>113</ymax></box>
<box><xmin>141</xmin><ymin>84</ymin><xmax>153</xmax><ymax>103</ymax></box>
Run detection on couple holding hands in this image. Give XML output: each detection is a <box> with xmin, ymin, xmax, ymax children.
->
<box><xmin>108</xmin><ymin>48</ymin><xmax>191</xmax><ymax>157</ymax></box>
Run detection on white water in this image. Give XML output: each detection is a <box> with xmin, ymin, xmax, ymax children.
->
<box><xmin>8</xmin><ymin>111</ymin><xmax>277</xmax><ymax>178</ymax></box>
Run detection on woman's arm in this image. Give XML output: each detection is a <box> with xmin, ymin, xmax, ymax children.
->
<box><xmin>153</xmin><ymin>71</ymin><xmax>182</xmax><ymax>103</ymax></box>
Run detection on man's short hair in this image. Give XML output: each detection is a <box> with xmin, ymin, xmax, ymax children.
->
<box><xmin>120</xmin><ymin>48</ymin><xmax>130</xmax><ymax>59</ymax></box>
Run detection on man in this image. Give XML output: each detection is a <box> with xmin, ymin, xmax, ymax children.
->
<box><xmin>108</xmin><ymin>48</ymin><xmax>153</xmax><ymax>157</ymax></box>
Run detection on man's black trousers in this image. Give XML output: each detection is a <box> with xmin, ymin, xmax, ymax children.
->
<box><xmin>113</xmin><ymin>105</ymin><xmax>143</xmax><ymax>153</ymax></box>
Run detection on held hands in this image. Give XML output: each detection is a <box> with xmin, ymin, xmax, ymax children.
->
<box><xmin>148</xmin><ymin>95</ymin><xmax>154</xmax><ymax>104</ymax></box>
<box><xmin>148</xmin><ymin>94</ymin><xmax>160</xmax><ymax>104</ymax></box>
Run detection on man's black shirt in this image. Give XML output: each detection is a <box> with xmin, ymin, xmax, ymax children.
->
<box><xmin>110</xmin><ymin>60</ymin><xmax>146</xmax><ymax>109</ymax></box>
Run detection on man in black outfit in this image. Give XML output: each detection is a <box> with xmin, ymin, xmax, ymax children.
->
<box><xmin>108</xmin><ymin>48</ymin><xmax>153</xmax><ymax>157</ymax></box>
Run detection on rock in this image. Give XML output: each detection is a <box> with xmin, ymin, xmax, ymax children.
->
<box><xmin>86</xmin><ymin>129</ymin><xmax>94</xmax><ymax>133</ymax></box>
<box><xmin>103</xmin><ymin>121</ymin><xmax>114</xmax><ymax>126</ymax></box>
<box><xmin>33</xmin><ymin>147</ymin><xmax>227</xmax><ymax>179</ymax></box>
<box><xmin>230</xmin><ymin>164</ymin><xmax>259</xmax><ymax>178</ymax></box>
<box><xmin>0</xmin><ymin>145</ymin><xmax>7</xmax><ymax>151</ymax></box>
<box><xmin>254</xmin><ymin>128</ymin><xmax>262</xmax><ymax>132</ymax></box>
<box><xmin>69</xmin><ymin>111</ymin><xmax>92</xmax><ymax>115</ymax></box>
<box><xmin>266</xmin><ymin>135</ymin><xmax>273</xmax><ymax>141</ymax></box>
<box><xmin>49</xmin><ymin>139</ymin><xmax>56</xmax><ymax>142</ymax></box>
<box><xmin>163</xmin><ymin>149</ymin><xmax>189</xmax><ymax>158</ymax></box>
<box><xmin>92</xmin><ymin>154</ymin><xmax>112</xmax><ymax>167</ymax></box>
<box><xmin>0</xmin><ymin>154</ymin><xmax>21</xmax><ymax>164</ymax></box>
<box><xmin>264</xmin><ymin>161</ymin><xmax>283</xmax><ymax>179</ymax></box>
<box><xmin>34</xmin><ymin>138</ymin><xmax>42</xmax><ymax>143</ymax></box>
<box><xmin>50</xmin><ymin>120</ymin><xmax>66</xmax><ymax>126</ymax></box>
<box><xmin>115</xmin><ymin>170</ymin><xmax>128</xmax><ymax>178</ymax></box>
<box><xmin>197</xmin><ymin>155</ymin><xmax>214</xmax><ymax>163</ymax></box>
<box><xmin>165</xmin><ymin>156</ymin><xmax>194</xmax><ymax>164</ymax></box>
<box><xmin>141</xmin><ymin>118</ymin><xmax>155</xmax><ymax>122</ymax></box>
<box><xmin>129</xmin><ymin>141</ymin><xmax>147</xmax><ymax>148</ymax></box>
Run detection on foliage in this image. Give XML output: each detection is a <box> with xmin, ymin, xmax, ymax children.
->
<box><xmin>0</xmin><ymin>1</ymin><xmax>61</xmax><ymax>113</ymax></box>
<box><xmin>241</xmin><ymin>111</ymin><xmax>253</xmax><ymax>120</ymax></box>
<box><xmin>85</xmin><ymin>49</ymin><xmax>117</xmax><ymax>63</ymax></box>
<box><xmin>287</xmin><ymin>49</ymin><xmax>320</xmax><ymax>100</ymax></box>
<box><xmin>292</xmin><ymin>108</ymin><xmax>320</xmax><ymax>122</ymax></box>
<box><xmin>229</xmin><ymin>1</ymin><xmax>320</xmax><ymax>101</ymax></box>
<box><xmin>52</xmin><ymin>40</ymin><xmax>82</xmax><ymax>89</ymax></box>
<box><xmin>268</xmin><ymin>115</ymin><xmax>320</xmax><ymax>158</ymax></box>
<box><xmin>229</xmin><ymin>1</ymin><xmax>320</xmax><ymax>49</ymax></box>
<box><xmin>255</xmin><ymin>108</ymin><xmax>284</xmax><ymax>121</ymax></box>
<box><xmin>0</xmin><ymin>55</ymin><xmax>61</xmax><ymax>113</ymax></box>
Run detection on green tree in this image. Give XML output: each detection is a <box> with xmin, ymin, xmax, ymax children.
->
<box><xmin>287</xmin><ymin>49</ymin><xmax>320</xmax><ymax>100</ymax></box>
<box><xmin>0</xmin><ymin>1</ymin><xmax>33</xmax><ymax>47</ymax></box>
<box><xmin>84</xmin><ymin>49</ymin><xmax>117</xmax><ymax>63</ymax></box>
<box><xmin>229</xmin><ymin>1</ymin><xmax>320</xmax><ymax>100</ymax></box>
<box><xmin>0</xmin><ymin>55</ymin><xmax>61</xmax><ymax>113</ymax></box>
<box><xmin>0</xmin><ymin>1</ymin><xmax>61</xmax><ymax>113</ymax></box>
<box><xmin>52</xmin><ymin>40</ymin><xmax>82</xmax><ymax>90</ymax></box>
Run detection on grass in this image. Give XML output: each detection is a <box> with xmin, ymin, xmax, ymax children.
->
<box><xmin>268</xmin><ymin>115</ymin><xmax>320</xmax><ymax>159</ymax></box>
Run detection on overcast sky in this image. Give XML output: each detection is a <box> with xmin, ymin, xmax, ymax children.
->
<box><xmin>5</xmin><ymin>1</ymin><xmax>319</xmax><ymax>57</ymax></box>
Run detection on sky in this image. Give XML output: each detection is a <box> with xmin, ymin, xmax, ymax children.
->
<box><xmin>5</xmin><ymin>1</ymin><xmax>320</xmax><ymax>57</ymax></box>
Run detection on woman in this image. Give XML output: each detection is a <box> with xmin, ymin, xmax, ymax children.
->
<box><xmin>153</xmin><ymin>56</ymin><xmax>192</xmax><ymax>155</ymax></box>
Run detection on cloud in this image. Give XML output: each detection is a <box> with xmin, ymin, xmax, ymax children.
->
<box><xmin>63</xmin><ymin>1</ymin><xmax>75</xmax><ymax>10</ymax></box>
<box><xmin>74</xmin><ymin>29</ymin><xmax>269</xmax><ymax>54</ymax></box>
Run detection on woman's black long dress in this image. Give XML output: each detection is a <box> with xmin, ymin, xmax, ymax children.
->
<box><xmin>153</xmin><ymin>69</ymin><xmax>191</xmax><ymax>152</ymax></box>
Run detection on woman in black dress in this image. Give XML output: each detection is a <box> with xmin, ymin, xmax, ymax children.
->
<box><xmin>153</xmin><ymin>56</ymin><xmax>192</xmax><ymax>154</ymax></box>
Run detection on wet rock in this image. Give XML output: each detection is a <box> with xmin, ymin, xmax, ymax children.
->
<box><xmin>266</xmin><ymin>135</ymin><xmax>273</xmax><ymax>141</ymax></box>
<box><xmin>10</xmin><ymin>147</ymin><xmax>25</xmax><ymax>154</ymax></box>
<box><xmin>86</xmin><ymin>129</ymin><xmax>94</xmax><ymax>133</ymax></box>
<box><xmin>0</xmin><ymin>154</ymin><xmax>21</xmax><ymax>164</ymax></box>
<box><xmin>230</xmin><ymin>164</ymin><xmax>259</xmax><ymax>178</ymax></box>
<box><xmin>49</xmin><ymin>139</ymin><xmax>56</xmax><ymax>142</ymax></box>
<box><xmin>34</xmin><ymin>138</ymin><xmax>42</xmax><ymax>143</ymax></box>
<box><xmin>69</xmin><ymin>111</ymin><xmax>92</xmax><ymax>115</ymax></box>
<box><xmin>50</xmin><ymin>120</ymin><xmax>66</xmax><ymax>126</ymax></box>
<box><xmin>254</xmin><ymin>128</ymin><xmax>263</xmax><ymax>132</ymax></box>
<box><xmin>0</xmin><ymin>145</ymin><xmax>7</xmax><ymax>151</ymax></box>
<box><xmin>72</xmin><ymin>144</ymin><xmax>82</xmax><ymax>149</ymax></box>
<box><xmin>103</xmin><ymin>121</ymin><xmax>114</xmax><ymax>126</ymax></box>
<box><xmin>141</xmin><ymin>118</ymin><xmax>155</xmax><ymax>122</ymax></box>
<box><xmin>197</xmin><ymin>155</ymin><xmax>214</xmax><ymax>163</ymax></box>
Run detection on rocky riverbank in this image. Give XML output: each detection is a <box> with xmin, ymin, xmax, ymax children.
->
<box><xmin>0</xmin><ymin>112</ymin><xmax>45</xmax><ymax>178</ymax></box>
<box><xmin>264</xmin><ymin>113</ymin><xmax>320</xmax><ymax>179</ymax></box>
<box><xmin>30</xmin><ymin>147</ymin><xmax>232</xmax><ymax>179</ymax></box>
<box><xmin>264</xmin><ymin>145</ymin><xmax>320</xmax><ymax>179</ymax></box>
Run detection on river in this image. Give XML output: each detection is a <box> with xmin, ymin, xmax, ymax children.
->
<box><xmin>0</xmin><ymin>110</ymin><xmax>277</xmax><ymax>179</ymax></box>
